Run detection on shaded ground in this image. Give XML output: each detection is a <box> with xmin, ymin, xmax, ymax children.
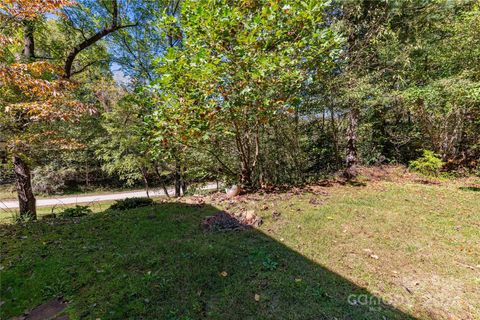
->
<box><xmin>1</xmin><ymin>168</ymin><xmax>479</xmax><ymax>319</ymax></box>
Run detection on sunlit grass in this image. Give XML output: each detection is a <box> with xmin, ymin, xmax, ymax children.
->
<box><xmin>1</xmin><ymin>179</ymin><xmax>479</xmax><ymax>319</ymax></box>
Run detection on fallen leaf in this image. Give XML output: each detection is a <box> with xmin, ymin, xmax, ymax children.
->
<box><xmin>254</xmin><ymin>294</ymin><xmax>260</xmax><ymax>302</ymax></box>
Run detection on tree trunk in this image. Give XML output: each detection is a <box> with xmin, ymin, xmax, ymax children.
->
<box><xmin>154</xmin><ymin>165</ymin><xmax>169</xmax><ymax>198</ymax></box>
<box><xmin>85</xmin><ymin>160</ymin><xmax>90</xmax><ymax>186</ymax></box>
<box><xmin>162</xmin><ymin>183</ymin><xmax>169</xmax><ymax>198</ymax></box>
<box><xmin>13</xmin><ymin>155</ymin><xmax>36</xmax><ymax>219</ymax></box>
<box><xmin>22</xmin><ymin>21</ymin><xmax>35</xmax><ymax>61</ymax></box>
<box><xmin>174</xmin><ymin>160</ymin><xmax>181</xmax><ymax>197</ymax></box>
<box><xmin>142</xmin><ymin>173</ymin><xmax>150</xmax><ymax>198</ymax></box>
<box><xmin>330</xmin><ymin>105</ymin><xmax>340</xmax><ymax>169</ymax></box>
<box><xmin>239</xmin><ymin>163</ymin><xmax>252</xmax><ymax>189</ymax></box>
<box><xmin>344</xmin><ymin>107</ymin><xmax>359</xmax><ymax>180</ymax></box>
<box><xmin>181</xmin><ymin>181</ymin><xmax>188</xmax><ymax>195</ymax></box>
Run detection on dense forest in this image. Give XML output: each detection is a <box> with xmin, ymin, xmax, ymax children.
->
<box><xmin>1</xmin><ymin>0</ymin><xmax>479</xmax><ymax>219</ymax></box>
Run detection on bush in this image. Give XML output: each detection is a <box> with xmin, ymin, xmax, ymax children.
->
<box><xmin>32</xmin><ymin>165</ymin><xmax>76</xmax><ymax>195</ymax></box>
<box><xmin>108</xmin><ymin>197</ymin><xmax>154</xmax><ymax>211</ymax></box>
<box><xmin>409</xmin><ymin>150</ymin><xmax>444</xmax><ymax>176</ymax></box>
<box><xmin>14</xmin><ymin>211</ymin><xmax>36</xmax><ymax>223</ymax></box>
<box><xmin>59</xmin><ymin>205</ymin><xmax>92</xmax><ymax>218</ymax></box>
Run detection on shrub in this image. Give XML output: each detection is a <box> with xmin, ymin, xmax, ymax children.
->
<box><xmin>409</xmin><ymin>150</ymin><xmax>444</xmax><ymax>176</ymax></box>
<box><xmin>14</xmin><ymin>211</ymin><xmax>36</xmax><ymax>223</ymax></box>
<box><xmin>108</xmin><ymin>197</ymin><xmax>153</xmax><ymax>211</ymax></box>
<box><xmin>32</xmin><ymin>165</ymin><xmax>76</xmax><ymax>195</ymax></box>
<box><xmin>59</xmin><ymin>205</ymin><xmax>92</xmax><ymax>218</ymax></box>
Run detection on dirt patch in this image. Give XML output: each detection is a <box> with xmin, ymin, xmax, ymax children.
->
<box><xmin>413</xmin><ymin>178</ymin><xmax>441</xmax><ymax>185</ymax></box>
<box><xmin>202</xmin><ymin>210</ymin><xmax>262</xmax><ymax>232</ymax></box>
<box><xmin>194</xmin><ymin>166</ymin><xmax>426</xmax><ymax>204</ymax></box>
<box><xmin>398</xmin><ymin>274</ymin><xmax>475</xmax><ymax>320</ymax></box>
<box><xmin>11</xmin><ymin>297</ymin><xmax>68</xmax><ymax>320</ymax></box>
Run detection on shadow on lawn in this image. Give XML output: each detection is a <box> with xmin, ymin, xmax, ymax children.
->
<box><xmin>0</xmin><ymin>202</ymin><xmax>415</xmax><ymax>320</ymax></box>
<box><xmin>459</xmin><ymin>186</ymin><xmax>480</xmax><ymax>192</ymax></box>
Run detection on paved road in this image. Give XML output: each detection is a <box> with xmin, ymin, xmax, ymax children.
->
<box><xmin>0</xmin><ymin>183</ymin><xmax>218</xmax><ymax>209</ymax></box>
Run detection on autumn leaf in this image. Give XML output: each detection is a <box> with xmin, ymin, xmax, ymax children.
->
<box><xmin>0</xmin><ymin>0</ymin><xmax>74</xmax><ymax>20</ymax></box>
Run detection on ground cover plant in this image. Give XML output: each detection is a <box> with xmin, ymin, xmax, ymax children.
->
<box><xmin>108</xmin><ymin>197</ymin><xmax>154</xmax><ymax>211</ymax></box>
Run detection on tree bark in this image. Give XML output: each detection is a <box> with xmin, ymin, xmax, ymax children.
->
<box><xmin>344</xmin><ymin>107</ymin><xmax>359</xmax><ymax>180</ymax></box>
<box><xmin>14</xmin><ymin>22</ymin><xmax>36</xmax><ymax>219</ymax></box>
<box><xmin>330</xmin><ymin>105</ymin><xmax>340</xmax><ymax>169</ymax></box>
<box><xmin>141</xmin><ymin>168</ymin><xmax>150</xmax><ymax>198</ymax></box>
<box><xmin>240</xmin><ymin>163</ymin><xmax>252</xmax><ymax>189</ymax></box>
<box><xmin>154</xmin><ymin>166</ymin><xmax>169</xmax><ymax>198</ymax></box>
<box><xmin>13</xmin><ymin>155</ymin><xmax>36</xmax><ymax>219</ymax></box>
<box><xmin>181</xmin><ymin>180</ymin><xmax>188</xmax><ymax>195</ymax></box>
<box><xmin>22</xmin><ymin>21</ymin><xmax>35</xmax><ymax>61</ymax></box>
<box><xmin>174</xmin><ymin>160</ymin><xmax>181</xmax><ymax>197</ymax></box>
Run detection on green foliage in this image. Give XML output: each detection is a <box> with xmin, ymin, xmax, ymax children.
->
<box><xmin>32</xmin><ymin>164</ymin><xmax>76</xmax><ymax>195</ymax></box>
<box><xmin>150</xmin><ymin>0</ymin><xmax>340</xmax><ymax>187</ymax></box>
<box><xmin>474</xmin><ymin>164</ymin><xmax>480</xmax><ymax>178</ymax></box>
<box><xmin>5</xmin><ymin>0</ymin><xmax>480</xmax><ymax>203</ymax></box>
<box><xmin>108</xmin><ymin>197</ymin><xmax>154</xmax><ymax>211</ymax></box>
<box><xmin>409</xmin><ymin>150</ymin><xmax>444</xmax><ymax>176</ymax></box>
<box><xmin>58</xmin><ymin>205</ymin><xmax>92</xmax><ymax>218</ymax></box>
<box><xmin>14</xmin><ymin>211</ymin><xmax>37</xmax><ymax>223</ymax></box>
<box><xmin>96</xmin><ymin>91</ymin><xmax>149</xmax><ymax>186</ymax></box>
<box><xmin>262</xmin><ymin>256</ymin><xmax>279</xmax><ymax>272</ymax></box>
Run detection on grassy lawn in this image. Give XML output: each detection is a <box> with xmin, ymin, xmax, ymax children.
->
<box><xmin>1</xmin><ymin>176</ymin><xmax>479</xmax><ymax>319</ymax></box>
<box><xmin>0</xmin><ymin>184</ymin><xmax>16</xmax><ymax>201</ymax></box>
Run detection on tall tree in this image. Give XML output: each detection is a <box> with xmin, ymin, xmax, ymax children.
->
<box><xmin>151</xmin><ymin>0</ymin><xmax>340</xmax><ymax>189</ymax></box>
<box><xmin>0</xmin><ymin>0</ymin><xmax>141</xmax><ymax>218</ymax></box>
<box><xmin>1</xmin><ymin>0</ymin><xmax>76</xmax><ymax>218</ymax></box>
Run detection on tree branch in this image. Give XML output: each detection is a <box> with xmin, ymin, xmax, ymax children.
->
<box><xmin>71</xmin><ymin>60</ymin><xmax>106</xmax><ymax>76</ymax></box>
<box><xmin>63</xmin><ymin>0</ymin><xmax>138</xmax><ymax>79</ymax></box>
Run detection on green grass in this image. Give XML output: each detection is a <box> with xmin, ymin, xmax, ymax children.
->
<box><xmin>1</xmin><ymin>179</ymin><xmax>479</xmax><ymax>319</ymax></box>
<box><xmin>0</xmin><ymin>201</ymin><xmax>114</xmax><ymax>223</ymax></box>
<box><xmin>0</xmin><ymin>196</ymin><xmax>169</xmax><ymax>223</ymax></box>
<box><xmin>0</xmin><ymin>184</ymin><xmax>15</xmax><ymax>201</ymax></box>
